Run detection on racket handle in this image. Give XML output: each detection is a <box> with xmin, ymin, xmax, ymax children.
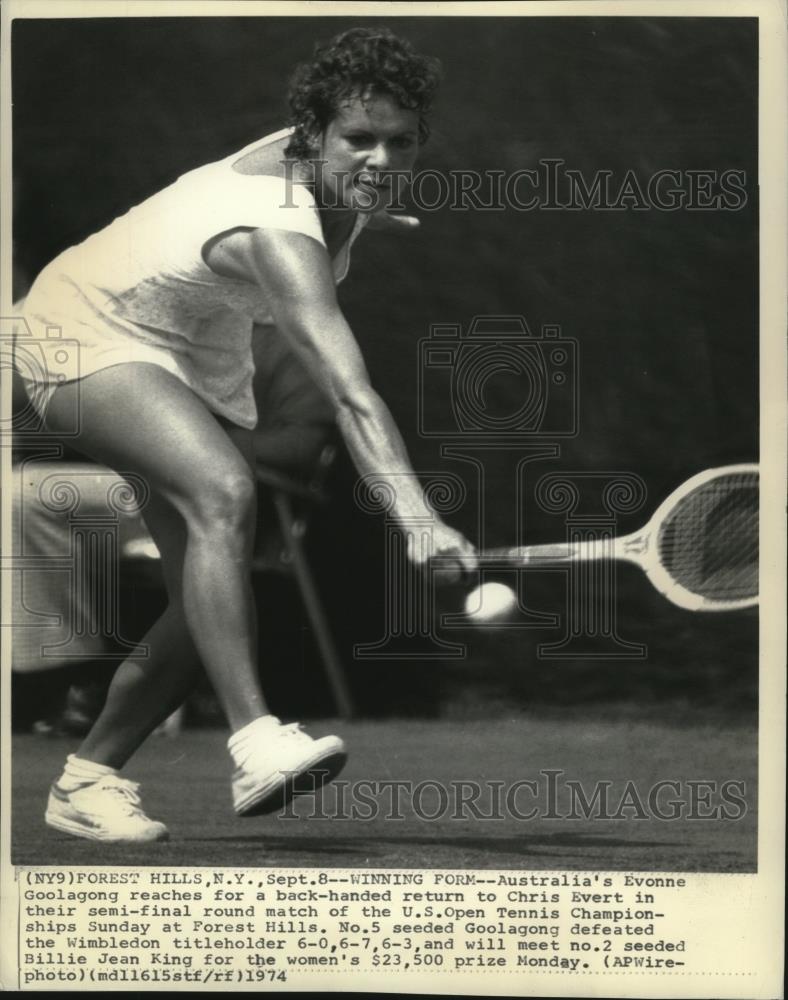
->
<box><xmin>479</xmin><ymin>538</ymin><xmax>617</xmax><ymax>566</ymax></box>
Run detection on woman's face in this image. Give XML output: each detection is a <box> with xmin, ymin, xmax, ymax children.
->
<box><xmin>316</xmin><ymin>90</ymin><xmax>421</xmax><ymax>214</ymax></box>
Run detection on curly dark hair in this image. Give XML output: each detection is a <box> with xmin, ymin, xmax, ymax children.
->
<box><xmin>285</xmin><ymin>27</ymin><xmax>442</xmax><ymax>160</ymax></box>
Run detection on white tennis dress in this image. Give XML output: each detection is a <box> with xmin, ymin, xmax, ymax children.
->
<box><xmin>19</xmin><ymin>129</ymin><xmax>367</xmax><ymax>429</ymax></box>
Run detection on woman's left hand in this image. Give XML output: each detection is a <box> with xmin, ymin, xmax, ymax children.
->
<box><xmin>366</xmin><ymin>211</ymin><xmax>420</xmax><ymax>233</ymax></box>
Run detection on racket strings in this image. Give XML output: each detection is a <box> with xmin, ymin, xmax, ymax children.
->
<box><xmin>656</xmin><ymin>473</ymin><xmax>758</xmax><ymax>602</ymax></box>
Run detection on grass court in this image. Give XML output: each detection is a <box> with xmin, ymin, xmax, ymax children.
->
<box><xmin>12</xmin><ymin>710</ymin><xmax>756</xmax><ymax>871</ymax></box>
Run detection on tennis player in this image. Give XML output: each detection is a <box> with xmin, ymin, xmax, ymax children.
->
<box><xmin>19</xmin><ymin>27</ymin><xmax>476</xmax><ymax>843</ymax></box>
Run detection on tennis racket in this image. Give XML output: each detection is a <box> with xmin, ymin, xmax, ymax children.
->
<box><xmin>476</xmin><ymin>464</ymin><xmax>758</xmax><ymax>612</ymax></box>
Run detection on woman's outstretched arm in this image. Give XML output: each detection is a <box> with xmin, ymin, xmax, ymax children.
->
<box><xmin>205</xmin><ymin>226</ymin><xmax>476</xmax><ymax>568</ymax></box>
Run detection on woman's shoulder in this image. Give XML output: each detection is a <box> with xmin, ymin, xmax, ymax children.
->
<box><xmin>162</xmin><ymin>134</ymin><xmax>325</xmax><ymax>250</ymax></box>
<box><xmin>185</xmin><ymin>130</ymin><xmax>317</xmax><ymax>211</ymax></box>
<box><xmin>227</xmin><ymin>129</ymin><xmax>295</xmax><ymax>179</ymax></box>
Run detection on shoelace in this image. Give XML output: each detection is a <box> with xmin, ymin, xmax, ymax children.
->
<box><xmin>93</xmin><ymin>776</ymin><xmax>144</xmax><ymax>812</ymax></box>
<box><xmin>279</xmin><ymin>723</ymin><xmax>308</xmax><ymax>739</ymax></box>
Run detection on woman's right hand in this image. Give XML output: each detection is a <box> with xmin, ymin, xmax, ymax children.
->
<box><xmin>406</xmin><ymin>518</ymin><xmax>477</xmax><ymax>584</ymax></box>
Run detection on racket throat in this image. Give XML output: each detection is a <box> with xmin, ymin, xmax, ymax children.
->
<box><xmin>501</xmin><ymin>533</ymin><xmax>646</xmax><ymax>565</ymax></box>
<box><xmin>619</xmin><ymin>532</ymin><xmax>649</xmax><ymax>561</ymax></box>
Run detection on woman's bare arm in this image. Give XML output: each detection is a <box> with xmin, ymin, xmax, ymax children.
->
<box><xmin>205</xmin><ymin>227</ymin><xmax>475</xmax><ymax>565</ymax></box>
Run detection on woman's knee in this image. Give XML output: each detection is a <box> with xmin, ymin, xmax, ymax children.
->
<box><xmin>177</xmin><ymin>464</ymin><xmax>256</xmax><ymax>536</ymax></box>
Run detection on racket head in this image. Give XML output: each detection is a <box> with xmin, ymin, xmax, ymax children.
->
<box><xmin>639</xmin><ymin>464</ymin><xmax>759</xmax><ymax>611</ymax></box>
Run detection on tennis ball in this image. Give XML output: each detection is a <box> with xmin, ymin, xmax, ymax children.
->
<box><xmin>464</xmin><ymin>581</ymin><xmax>517</xmax><ymax>623</ymax></box>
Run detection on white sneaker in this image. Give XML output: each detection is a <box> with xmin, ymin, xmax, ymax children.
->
<box><xmin>45</xmin><ymin>775</ymin><xmax>169</xmax><ymax>843</ymax></box>
<box><xmin>232</xmin><ymin>722</ymin><xmax>347</xmax><ymax>816</ymax></box>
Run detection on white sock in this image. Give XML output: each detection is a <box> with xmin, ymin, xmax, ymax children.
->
<box><xmin>227</xmin><ymin>715</ymin><xmax>282</xmax><ymax>769</ymax></box>
<box><xmin>57</xmin><ymin>754</ymin><xmax>117</xmax><ymax>793</ymax></box>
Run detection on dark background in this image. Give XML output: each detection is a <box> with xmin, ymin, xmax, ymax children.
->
<box><xmin>12</xmin><ymin>16</ymin><xmax>758</xmax><ymax>717</ymax></box>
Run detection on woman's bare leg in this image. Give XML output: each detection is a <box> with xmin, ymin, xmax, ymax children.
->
<box><xmin>44</xmin><ymin>364</ymin><xmax>344</xmax><ymax>834</ymax></box>
<box><xmin>75</xmin><ymin>496</ymin><xmax>203</xmax><ymax>767</ymax></box>
<box><xmin>76</xmin><ymin>417</ymin><xmax>260</xmax><ymax>765</ymax></box>
<box><xmin>45</xmin><ymin>363</ymin><xmax>267</xmax><ymax>757</ymax></box>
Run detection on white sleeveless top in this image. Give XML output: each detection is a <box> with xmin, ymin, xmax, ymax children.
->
<box><xmin>20</xmin><ymin>129</ymin><xmax>367</xmax><ymax>428</ymax></box>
